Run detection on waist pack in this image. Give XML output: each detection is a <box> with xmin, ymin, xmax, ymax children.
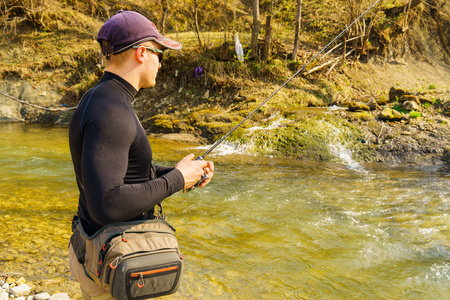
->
<box><xmin>70</xmin><ymin>205</ymin><xmax>184</xmax><ymax>300</ymax></box>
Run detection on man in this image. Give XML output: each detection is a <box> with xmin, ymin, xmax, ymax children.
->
<box><xmin>68</xmin><ymin>10</ymin><xmax>214</xmax><ymax>299</ymax></box>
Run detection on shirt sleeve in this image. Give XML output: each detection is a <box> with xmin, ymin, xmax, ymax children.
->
<box><xmin>80</xmin><ymin>104</ymin><xmax>184</xmax><ymax>226</ymax></box>
<box><xmin>154</xmin><ymin>165</ymin><xmax>176</xmax><ymax>177</ymax></box>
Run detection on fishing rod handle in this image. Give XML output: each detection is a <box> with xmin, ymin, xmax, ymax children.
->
<box><xmin>183</xmin><ymin>156</ymin><xmax>209</xmax><ymax>193</ymax></box>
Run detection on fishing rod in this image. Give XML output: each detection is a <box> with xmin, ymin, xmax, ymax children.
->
<box><xmin>187</xmin><ymin>0</ymin><xmax>381</xmax><ymax>191</ymax></box>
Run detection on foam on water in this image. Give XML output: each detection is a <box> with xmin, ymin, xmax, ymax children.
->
<box><xmin>318</xmin><ymin>119</ymin><xmax>367</xmax><ymax>172</ymax></box>
<box><xmin>194</xmin><ymin>141</ymin><xmax>247</xmax><ymax>156</ymax></box>
<box><xmin>245</xmin><ymin>114</ymin><xmax>287</xmax><ymax>132</ymax></box>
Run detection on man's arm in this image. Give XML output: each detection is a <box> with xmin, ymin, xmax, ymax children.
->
<box><xmin>80</xmin><ymin>106</ymin><xmax>184</xmax><ymax>225</ymax></box>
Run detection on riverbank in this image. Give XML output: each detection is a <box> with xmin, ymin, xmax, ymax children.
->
<box><xmin>0</xmin><ymin>1</ymin><xmax>449</xmax><ymax>169</ymax></box>
<box><xmin>1</xmin><ymin>56</ymin><xmax>449</xmax><ymax>170</ymax></box>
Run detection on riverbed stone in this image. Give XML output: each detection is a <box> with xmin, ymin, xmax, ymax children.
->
<box><xmin>49</xmin><ymin>293</ymin><xmax>70</xmax><ymax>300</ymax></box>
<box><xmin>35</xmin><ymin>293</ymin><xmax>51</xmax><ymax>300</ymax></box>
<box><xmin>399</xmin><ymin>94</ymin><xmax>418</xmax><ymax>104</ymax></box>
<box><xmin>1</xmin><ymin>292</ymin><xmax>8</xmax><ymax>300</ymax></box>
<box><xmin>10</xmin><ymin>284</ymin><xmax>30</xmax><ymax>297</ymax></box>
<box><xmin>15</xmin><ymin>278</ymin><xmax>26</xmax><ymax>286</ymax></box>
<box><xmin>379</xmin><ymin>108</ymin><xmax>402</xmax><ymax>121</ymax></box>
<box><xmin>348</xmin><ymin>101</ymin><xmax>370</xmax><ymax>111</ymax></box>
<box><xmin>366</xmin><ymin>98</ymin><xmax>380</xmax><ymax>110</ymax></box>
<box><xmin>403</xmin><ymin>101</ymin><xmax>420</xmax><ymax>111</ymax></box>
<box><xmin>39</xmin><ymin>278</ymin><xmax>65</xmax><ymax>288</ymax></box>
<box><xmin>389</xmin><ymin>87</ymin><xmax>407</xmax><ymax>102</ymax></box>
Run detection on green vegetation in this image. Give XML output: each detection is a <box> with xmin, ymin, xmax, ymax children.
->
<box><xmin>393</xmin><ymin>105</ymin><xmax>408</xmax><ymax>114</ymax></box>
<box><xmin>409</xmin><ymin>111</ymin><xmax>422</xmax><ymax>118</ymax></box>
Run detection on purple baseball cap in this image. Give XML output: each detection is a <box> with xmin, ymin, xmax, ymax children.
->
<box><xmin>97</xmin><ymin>10</ymin><xmax>182</xmax><ymax>54</ymax></box>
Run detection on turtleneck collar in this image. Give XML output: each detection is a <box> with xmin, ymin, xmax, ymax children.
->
<box><xmin>100</xmin><ymin>71</ymin><xmax>138</xmax><ymax>100</ymax></box>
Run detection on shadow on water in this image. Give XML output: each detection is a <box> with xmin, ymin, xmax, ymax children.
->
<box><xmin>0</xmin><ymin>123</ymin><xmax>449</xmax><ymax>299</ymax></box>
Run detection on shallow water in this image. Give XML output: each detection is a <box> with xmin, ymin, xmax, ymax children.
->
<box><xmin>0</xmin><ymin>123</ymin><xmax>449</xmax><ymax>299</ymax></box>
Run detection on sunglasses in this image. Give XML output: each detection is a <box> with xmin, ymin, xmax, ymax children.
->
<box><xmin>133</xmin><ymin>45</ymin><xmax>165</xmax><ymax>62</ymax></box>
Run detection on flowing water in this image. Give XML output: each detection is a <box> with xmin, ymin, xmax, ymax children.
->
<box><xmin>0</xmin><ymin>123</ymin><xmax>449</xmax><ymax>299</ymax></box>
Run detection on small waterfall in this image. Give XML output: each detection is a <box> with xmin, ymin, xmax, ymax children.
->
<box><xmin>319</xmin><ymin>120</ymin><xmax>366</xmax><ymax>172</ymax></box>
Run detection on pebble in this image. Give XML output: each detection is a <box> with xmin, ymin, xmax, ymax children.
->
<box><xmin>10</xmin><ymin>284</ymin><xmax>30</xmax><ymax>297</ymax></box>
<box><xmin>49</xmin><ymin>294</ymin><xmax>70</xmax><ymax>300</ymax></box>
<box><xmin>34</xmin><ymin>293</ymin><xmax>51</xmax><ymax>300</ymax></box>
<box><xmin>0</xmin><ymin>278</ymin><xmax>71</xmax><ymax>300</ymax></box>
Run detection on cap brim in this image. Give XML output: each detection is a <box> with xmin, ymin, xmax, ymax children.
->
<box><xmin>149</xmin><ymin>37</ymin><xmax>182</xmax><ymax>51</ymax></box>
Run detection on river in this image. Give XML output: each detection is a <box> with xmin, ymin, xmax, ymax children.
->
<box><xmin>0</xmin><ymin>123</ymin><xmax>449</xmax><ymax>299</ymax></box>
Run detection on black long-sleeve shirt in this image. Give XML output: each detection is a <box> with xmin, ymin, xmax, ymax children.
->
<box><xmin>69</xmin><ymin>72</ymin><xmax>184</xmax><ymax>236</ymax></box>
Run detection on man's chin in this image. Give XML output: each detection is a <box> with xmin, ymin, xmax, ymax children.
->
<box><xmin>141</xmin><ymin>81</ymin><xmax>156</xmax><ymax>89</ymax></box>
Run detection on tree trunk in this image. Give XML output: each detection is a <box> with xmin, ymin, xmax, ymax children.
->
<box><xmin>193</xmin><ymin>0</ymin><xmax>203</xmax><ymax>48</ymax></box>
<box><xmin>262</xmin><ymin>15</ymin><xmax>272</xmax><ymax>61</ymax></box>
<box><xmin>251</xmin><ymin>0</ymin><xmax>260</xmax><ymax>60</ymax></box>
<box><xmin>291</xmin><ymin>0</ymin><xmax>302</xmax><ymax>60</ymax></box>
<box><xmin>159</xmin><ymin>0</ymin><xmax>170</xmax><ymax>34</ymax></box>
<box><xmin>223</xmin><ymin>0</ymin><xmax>227</xmax><ymax>42</ymax></box>
<box><xmin>232</xmin><ymin>0</ymin><xmax>236</xmax><ymax>34</ymax></box>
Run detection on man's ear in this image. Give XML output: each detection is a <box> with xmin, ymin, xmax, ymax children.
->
<box><xmin>134</xmin><ymin>46</ymin><xmax>146</xmax><ymax>63</ymax></box>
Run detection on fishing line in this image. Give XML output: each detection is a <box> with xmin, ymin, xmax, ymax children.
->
<box><xmin>186</xmin><ymin>0</ymin><xmax>382</xmax><ymax>191</ymax></box>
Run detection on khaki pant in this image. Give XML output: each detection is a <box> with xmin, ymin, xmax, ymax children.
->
<box><xmin>68</xmin><ymin>244</ymin><xmax>114</xmax><ymax>300</ymax></box>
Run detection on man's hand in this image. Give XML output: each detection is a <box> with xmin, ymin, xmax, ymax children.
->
<box><xmin>175</xmin><ymin>154</ymin><xmax>215</xmax><ymax>189</ymax></box>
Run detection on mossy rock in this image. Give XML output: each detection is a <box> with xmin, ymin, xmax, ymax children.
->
<box><xmin>147</xmin><ymin>114</ymin><xmax>190</xmax><ymax>132</ymax></box>
<box><xmin>346</xmin><ymin>112</ymin><xmax>376</xmax><ymax>122</ymax></box>
<box><xmin>229</xmin><ymin>115</ymin><xmax>371</xmax><ymax>161</ymax></box>
<box><xmin>348</xmin><ymin>101</ymin><xmax>371</xmax><ymax>112</ymax></box>
<box><xmin>379</xmin><ymin>108</ymin><xmax>402</xmax><ymax>121</ymax></box>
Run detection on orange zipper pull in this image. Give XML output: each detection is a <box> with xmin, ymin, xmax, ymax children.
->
<box><xmin>137</xmin><ymin>274</ymin><xmax>144</xmax><ymax>288</ymax></box>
